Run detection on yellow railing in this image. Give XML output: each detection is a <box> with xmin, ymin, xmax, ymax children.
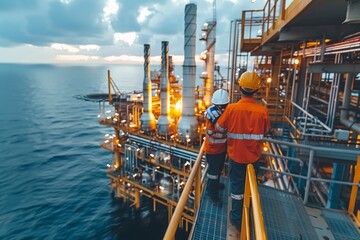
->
<box><xmin>241</xmin><ymin>164</ymin><xmax>267</xmax><ymax>240</ymax></box>
<box><xmin>348</xmin><ymin>155</ymin><xmax>360</xmax><ymax>222</ymax></box>
<box><xmin>163</xmin><ymin>143</ymin><xmax>204</xmax><ymax>240</ymax></box>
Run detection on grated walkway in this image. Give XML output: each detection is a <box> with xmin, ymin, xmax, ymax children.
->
<box><xmin>191</xmin><ymin>177</ymin><xmax>229</xmax><ymax>240</ymax></box>
<box><xmin>190</xmin><ymin>181</ymin><xmax>360</xmax><ymax>240</ymax></box>
<box><xmin>258</xmin><ymin>185</ymin><xmax>318</xmax><ymax>239</ymax></box>
<box><xmin>321</xmin><ymin>208</ymin><xmax>360</xmax><ymax>240</ymax></box>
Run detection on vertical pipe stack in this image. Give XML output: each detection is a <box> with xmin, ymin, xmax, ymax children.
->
<box><xmin>177</xmin><ymin>3</ymin><xmax>199</xmax><ymax>142</ymax></box>
<box><xmin>203</xmin><ymin>20</ymin><xmax>216</xmax><ymax>106</ymax></box>
<box><xmin>140</xmin><ymin>44</ymin><xmax>156</xmax><ymax>133</ymax></box>
<box><xmin>157</xmin><ymin>41</ymin><xmax>173</xmax><ymax>136</ymax></box>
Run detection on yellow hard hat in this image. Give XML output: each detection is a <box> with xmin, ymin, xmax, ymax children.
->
<box><xmin>238</xmin><ymin>71</ymin><xmax>260</xmax><ymax>90</ymax></box>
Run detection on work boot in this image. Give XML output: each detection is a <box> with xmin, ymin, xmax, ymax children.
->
<box><xmin>209</xmin><ymin>195</ymin><xmax>222</xmax><ymax>207</ymax></box>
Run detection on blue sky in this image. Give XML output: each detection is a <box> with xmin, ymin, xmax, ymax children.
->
<box><xmin>0</xmin><ymin>0</ymin><xmax>264</xmax><ymax>65</ymax></box>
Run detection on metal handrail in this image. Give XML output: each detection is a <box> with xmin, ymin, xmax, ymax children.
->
<box><xmin>163</xmin><ymin>142</ymin><xmax>205</xmax><ymax>240</ymax></box>
<box><xmin>263</xmin><ymin>138</ymin><xmax>360</xmax><ymax>212</ymax></box>
<box><xmin>163</xmin><ymin>137</ymin><xmax>360</xmax><ymax>239</ymax></box>
<box><xmin>241</xmin><ymin>164</ymin><xmax>267</xmax><ymax>240</ymax></box>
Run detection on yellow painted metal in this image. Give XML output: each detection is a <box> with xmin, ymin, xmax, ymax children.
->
<box><xmin>261</xmin><ymin>0</ymin><xmax>312</xmax><ymax>44</ymax></box>
<box><xmin>114</xmin><ymin>131</ymin><xmax>121</xmax><ymax>168</ymax></box>
<box><xmin>280</xmin><ymin>0</ymin><xmax>286</xmax><ymax>20</ymax></box>
<box><xmin>194</xmin><ymin>158</ymin><xmax>202</xmax><ymax>210</ymax></box>
<box><xmin>240</xmin><ymin>164</ymin><xmax>267</xmax><ymax>240</ymax></box>
<box><xmin>240</xmin><ymin>207</ymin><xmax>250</xmax><ymax>240</ymax></box>
<box><xmin>168</xmin><ymin>205</ymin><xmax>172</xmax><ymax>223</ymax></box>
<box><xmin>132</xmin><ymin>105</ymin><xmax>141</xmax><ymax>128</ymax></box>
<box><xmin>241</xmin><ymin>169</ymin><xmax>251</xmax><ymax>240</ymax></box>
<box><xmin>348</xmin><ymin>155</ymin><xmax>360</xmax><ymax>214</ymax></box>
<box><xmin>116</xmin><ymin>183</ymin><xmax>121</xmax><ymax>198</ymax></box>
<box><xmin>107</xmin><ymin>172</ymin><xmax>196</xmax><ymax>216</ymax></box>
<box><xmin>163</xmin><ymin>142</ymin><xmax>205</xmax><ymax>240</ymax></box>
<box><xmin>108</xmin><ymin>70</ymin><xmax>113</xmax><ymax>105</ymax></box>
<box><xmin>134</xmin><ymin>188</ymin><xmax>140</xmax><ymax>209</ymax></box>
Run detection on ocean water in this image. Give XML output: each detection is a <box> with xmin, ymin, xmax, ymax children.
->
<box><xmin>0</xmin><ymin>63</ymin><xmax>189</xmax><ymax>240</ymax></box>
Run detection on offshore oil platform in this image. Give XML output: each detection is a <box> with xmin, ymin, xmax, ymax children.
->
<box><xmin>91</xmin><ymin>1</ymin><xmax>360</xmax><ymax>239</ymax></box>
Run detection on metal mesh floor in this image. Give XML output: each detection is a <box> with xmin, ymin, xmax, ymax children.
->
<box><xmin>258</xmin><ymin>185</ymin><xmax>319</xmax><ymax>240</ymax></box>
<box><xmin>190</xmin><ymin>181</ymin><xmax>360</xmax><ymax>240</ymax></box>
<box><xmin>321</xmin><ymin>209</ymin><xmax>360</xmax><ymax>240</ymax></box>
<box><xmin>191</xmin><ymin>177</ymin><xmax>229</xmax><ymax>240</ymax></box>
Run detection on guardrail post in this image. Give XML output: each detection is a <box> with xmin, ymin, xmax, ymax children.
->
<box><xmin>241</xmin><ymin>164</ymin><xmax>267</xmax><ymax>240</ymax></box>
<box><xmin>327</xmin><ymin>163</ymin><xmax>346</xmax><ymax>208</ymax></box>
<box><xmin>163</xmin><ymin>143</ymin><xmax>204</xmax><ymax>240</ymax></box>
<box><xmin>348</xmin><ymin>155</ymin><xmax>360</xmax><ymax>213</ymax></box>
<box><xmin>304</xmin><ymin>149</ymin><xmax>314</xmax><ymax>204</ymax></box>
<box><xmin>241</xmin><ymin>165</ymin><xmax>251</xmax><ymax>240</ymax></box>
<box><xmin>194</xmin><ymin>162</ymin><xmax>201</xmax><ymax>210</ymax></box>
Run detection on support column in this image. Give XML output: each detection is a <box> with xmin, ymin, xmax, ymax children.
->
<box><xmin>294</xmin><ymin>58</ymin><xmax>308</xmax><ymax>115</ymax></box>
<box><xmin>271</xmin><ymin>55</ymin><xmax>281</xmax><ymax>87</ymax></box>
<box><xmin>327</xmin><ymin>163</ymin><xmax>345</xmax><ymax>208</ymax></box>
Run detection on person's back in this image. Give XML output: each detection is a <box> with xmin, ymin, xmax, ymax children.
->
<box><xmin>204</xmin><ymin>89</ymin><xmax>229</xmax><ymax>207</ymax></box>
<box><xmin>217</xmin><ymin>96</ymin><xmax>269</xmax><ymax>164</ymax></box>
<box><xmin>215</xmin><ymin>71</ymin><xmax>270</xmax><ymax>232</ymax></box>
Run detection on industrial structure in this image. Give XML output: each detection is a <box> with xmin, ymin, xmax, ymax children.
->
<box><xmin>91</xmin><ymin>1</ymin><xmax>360</xmax><ymax>239</ymax></box>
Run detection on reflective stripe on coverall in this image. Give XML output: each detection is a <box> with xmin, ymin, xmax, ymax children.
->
<box><xmin>215</xmin><ymin>97</ymin><xmax>270</xmax><ymax>226</ymax></box>
<box><xmin>204</xmin><ymin>107</ymin><xmax>227</xmax><ymax>199</ymax></box>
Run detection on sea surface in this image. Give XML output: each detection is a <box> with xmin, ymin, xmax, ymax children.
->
<box><xmin>0</xmin><ymin>63</ymin><xmax>193</xmax><ymax>240</ymax></box>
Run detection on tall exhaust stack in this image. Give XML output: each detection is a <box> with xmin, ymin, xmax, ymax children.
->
<box><xmin>203</xmin><ymin>20</ymin><xmax>216</xmax><ymax>107</ymax></box>
<box><xmin>177</xmin><ymin>3</ymin><xmax>198</xmax><ymax>142</ymax></box>
<box><xmin>157</xmin><ymin>41</ymin><xmax>173</xmax><ymax>136</ymax></box>
<box><xmin>140</xmin><ymin>44</ymin><xmax>156</xmax><ymax>132</ymax></box>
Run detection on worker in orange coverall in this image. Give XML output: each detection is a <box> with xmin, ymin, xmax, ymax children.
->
<box><xmin>204</xmin><ymin>89</ymin><xmax>230</xmax><ymax>207</ymax></box>
<box><xmin>216</xmin><ymin>71</ymin><xmax>270</xmax><ymax>230</ymax></box>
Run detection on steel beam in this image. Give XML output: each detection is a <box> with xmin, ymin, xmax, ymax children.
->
<box><xmin>308</xmin><ymin>63</ymin><xmax>360</xmax><ymax>73</ymax></box>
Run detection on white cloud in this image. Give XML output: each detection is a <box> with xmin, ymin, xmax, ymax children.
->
<box><xmin>103</xmin><ymin>0</ymin><xmax>119</xmax><ymax>23</ymax></box>
<box><xmin>51</xmin><ymin>43</ymin><xmax>79</xmax><ymax>53</ymax></box>
<box><xmin>114</xmin><ymin>32</ymin><xmax>137</xmax><ymax>45</ymax></box>
<box><xmin>55</xmin><ymin>54</ymin><xmax>99</xmax><ymax>61</ymax></box>
<box><xmin>79</xmin><ymin>45</ymin><xmax>100</xmax><ymax>51</ymax></box>
<box><xmin>167</xmin><ymin>55</ymin><xmax>183</xmax><ymax>65</ymax></box>
<box><xmin>0</xmin><ymin>0</ymin><xmax>255</xmax><ymax>66</ymax></box>
<box><xmin>137</xmin><ymin>6</ymin><xmax>152</xmax><ymax>24</ymax></box>
<box><xmin>104</xmin><ymin>55</ymin><xmax>143</xmax><ymax>63</ymax></box>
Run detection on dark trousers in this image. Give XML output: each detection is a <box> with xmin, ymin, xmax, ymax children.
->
<box><xmin>206</xmin><ymin>152</ymin><xmax>226</xmax><ymax>198</ymax></box>
<box><xmin>229</xmin><ymin>159</ymin><xmax>260</xmax><ymax>226</ymax></box>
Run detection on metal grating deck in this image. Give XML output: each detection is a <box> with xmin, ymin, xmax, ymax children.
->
<box><xmin>190</xmin><ymin>177</ymin><xmax>229</xmax><ymax>240</ymax></box>
<box><xmin>321</xmin><ymin>209</ymin><xmax>360</xmax><ymax>240</ymax></box>
<box><xmin>258</xmin><ymin>185</ymin><xmax>319</xmax><ymax>240</ymax></box>
<box><xmin>190</xmin><ymin>181</ymin><xmax>360</xmax><ymax>240</ymax></box>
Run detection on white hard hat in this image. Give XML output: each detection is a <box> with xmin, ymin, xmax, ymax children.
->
<box><xmin>211</xmin><ymin>89</ymin><xmax>230</xmax><ymax>105</ymax></box>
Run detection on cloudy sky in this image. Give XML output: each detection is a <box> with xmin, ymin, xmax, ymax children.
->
<box><xmin>0</xmin><ymin>0</ymin><xmax>264</xmax><ymax>66</ymax></box>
